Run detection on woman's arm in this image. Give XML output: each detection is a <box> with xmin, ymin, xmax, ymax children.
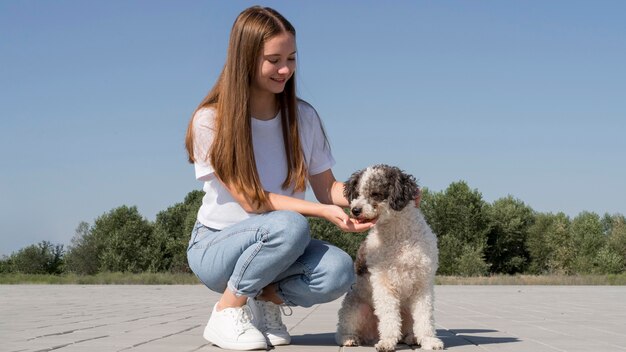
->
<box><xmin>309</xmin><ymin>169</ymin><xmax>349</xmax><ymax>207</ymax></box>
<box><xmin>219</xmin><ymin>174</ymin><xmax>372</xmax><ymax>233</ymax></box>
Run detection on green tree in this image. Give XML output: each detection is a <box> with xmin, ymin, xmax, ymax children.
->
<box><xmin>93</xmin><ymin>206</ymin><xmax>156</xmax><ymax>273</ymax></box>
<box><xmin>456</xmin><ymin>243</ymin><xmax>490</xmax><ymax>276</ymax></box>
<box><xmin>593</xmin><ymin>246</ymin><xmax>624</xmax><ymax>274</ymax></box>
<box><xmin>545</xmin><ymin>213</ymin><xmax>574</xmax><ymax>274</ymax></box>
<box><xmin>606</xmin><ymin>214</ymin><xmax>626</xmax><ymax>261</ymax></box>
<box><xmin>0</xmin><ymin>255</ymin><xmax>12</xmax><ymax>273</ymax></box>
<box><xmin>308</xmin><ymin>217</ymin><xmax>366</xmax><ymax>260</ymax></box>
<box><xmin>597</xmin><ymin>213</ymin><xmax>626</xmax><ymax>274</ymax></box>
<box><xmin>571</xmin><ymin>211</ymin><xmax>605</xmax><ymax>273</ymax></box>
<box><xmin>65</xmin><ymin>221</ymin><xmax>101</xmax><ymax>275</ymax></box>
<box><xmin>152</xmin><ymin>190</ymin><xmax>203</xmax><ymax>272</ymax></box>
<box><xmin>485</xmin><ymin>196</ymin><xmax>535</xmax><ymax>274</ymax></box>
<box><xmin>9</xmin><ymin>241</ymin><xmax>64</xmax><ymax>274</ymax></box>
<box><xmin>421</xmin><ymin>181</ymin><xmax>491</xmax><ymax>276</ymax></box>
<box><xmin>527</xmin><ymin>213</ymin><xmax>556</xmax><ymax>274</ymax></box>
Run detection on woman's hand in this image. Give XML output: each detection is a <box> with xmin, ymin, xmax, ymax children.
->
<box><xmin>321</xmin><ymin>205</ymin><xmax>375</xmax><ymax>233</ymax></box>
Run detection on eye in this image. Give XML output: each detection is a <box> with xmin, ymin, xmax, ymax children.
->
<box><xmin>371</xmin><ymin>192</ymin><xmax>382</xmax><ymax>199</ymax></box>
<box><xmin>268</xmin><ymin>58</ymin><xmax>279</xmax><ymax>64</ymax></box>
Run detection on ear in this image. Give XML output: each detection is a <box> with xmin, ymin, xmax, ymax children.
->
<box><xmin>354</xmin><ymin>243</ymin><xmax>369</xmax><ymax>276</ymax></box>
<box><xmin>389</xmin><ymin>167</ymin><xmax>418</xmax><ymax>211</ymax></box>
<box><xmin>344</xmin><ymin>168</ymin><xmax>364</xmax><ymax>201</ymax></box>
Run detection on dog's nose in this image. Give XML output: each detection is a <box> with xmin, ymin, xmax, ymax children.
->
<box><xmin>351</xmin><ymin>207</ymin><xmax>362</xmax><ymax>217</ymax></box>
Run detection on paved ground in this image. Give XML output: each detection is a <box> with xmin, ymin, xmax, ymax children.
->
<box><xmin>2</xmin><ymin>285</ymin><xmax>625</xmax><ymax>352</ymax></box>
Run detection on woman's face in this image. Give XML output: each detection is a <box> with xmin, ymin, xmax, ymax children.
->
<box><xmin>252</xmin><ymin>32</ymin><xmax>296</xmax><ymax>96</ymax></box>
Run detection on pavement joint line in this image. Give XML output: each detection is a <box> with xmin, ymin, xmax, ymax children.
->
<box><xmin>26</xmin><ymin>324</ymin><xmax>108</xmax><ymax>341</ymax></box>
<box><xmin>116</xmin><ymin>324</ymin><xmax>202</xmax><ymax>352</ymax></box>
<box><xmin>587</xmin><ymin>325</ymin><xmax>626</xmax><ymax>338</ymax></box>
<box><xmin>146</xmin><ymin>315</ymin><xmax>195</xmax><ymax>327</ymax></box>
<box><xmin>442</xmin><ymin>310</ymin><xmax>569</xmax><ymax>352</ymax></box>
<box><xmin>5</xmin><ymin>285</ymin><xmax>626</xmax><ymax>351</ymax></box>
<box><xmin>187</xmin><ymin>343</ymin><xmax>212</xmax><ymax>352</ymax></box>
<box><xmin>447</xmin><ymin>300</ymin><xmax>626</xmax><ymax>350</ymax></box>
<box><xmin>287</xmin><ymin>303</ymin><xmax>321</xmax><ymax>332</ymax></box>
<box><xmin>436</xmin><ymin>323</ymin><xmax>489</xmax><ymax>351</ymax></box>
<box><xmin>31</xmin><ymin>335</ymin><xmax>109</xmax><ymax>352</ymax></box>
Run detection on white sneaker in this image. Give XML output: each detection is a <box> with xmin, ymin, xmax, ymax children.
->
<box><xmin>247</xmin><ymin>298</ymin><xmax>292</xmax><ymax>346</ymax></box>
<box><xmin>203</xmin><ymin>303</ymin><xmax>267</xmax><ymax>351</ymax></box>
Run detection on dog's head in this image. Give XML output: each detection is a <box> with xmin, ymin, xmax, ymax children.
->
<box><xmin>343</xmin><ymin>164</ymin><xmax>418</xmax><ymax>221</ymax></box>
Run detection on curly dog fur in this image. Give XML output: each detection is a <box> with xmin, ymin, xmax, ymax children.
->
<box><xmin>335</xmin><ymin>164</ymin><xmax>444</xmax><ymax>351</ymax></box>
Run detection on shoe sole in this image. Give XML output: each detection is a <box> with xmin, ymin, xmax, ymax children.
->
<box><xmin>268</xmin><ymin>337</ymin><xmax>291</xmax><ymax>346</ymax></box>
<box><xmin>266</xmin><ymin>332</ymin><xmax>291</xmax><ymax>346</ymax></box>
<box><xmin>204</xmin><ymin>327</ymin><xmax>267</xmax><ymax>350</ymax></box>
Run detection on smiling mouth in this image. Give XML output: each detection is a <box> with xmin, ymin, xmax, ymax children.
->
<box><xmin>271</xmin><ymin>77</ymin><xmax>286</xmax><ymax>83</ymax></box>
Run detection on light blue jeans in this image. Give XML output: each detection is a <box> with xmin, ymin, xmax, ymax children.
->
<box><xmin>187</xmin><ymin>210</ymin><xmax>355</xmax><ymax>307</ymax></box>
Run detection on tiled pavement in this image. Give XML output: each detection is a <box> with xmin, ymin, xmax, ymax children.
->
<box><xmin>2</xmin><ymin>285</ymin><xmax>625</xmax><ymax>352</ymax></box>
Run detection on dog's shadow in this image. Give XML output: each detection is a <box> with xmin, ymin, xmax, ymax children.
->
<box><xmin>289</xmin><ymin>329</ymin><xmax>519</xmax><ymax>349</ymax></box>
<box><xmin>290</xmin><ymin>333</ymin><xmax>336</xmax><ymax>346</ymax></box>
<box><xmin>289</xmin><ymin>333</ymin><xmax>417</xmax><ymax>350</ymax></box>
<box><xmin>439</xmin><ymin>328</ymin><xmax>520</xmax><ymax>348</ymax></box>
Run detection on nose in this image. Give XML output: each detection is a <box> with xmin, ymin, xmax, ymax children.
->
<box><xmin>278</xmin><ymin>64</ymin><xmax>291</xmax><ymax>75</ymax></box>
<box><xmin>351</xmin><ymin>207</ymin><xmax>362</xmax><ymax>217</ymax></box>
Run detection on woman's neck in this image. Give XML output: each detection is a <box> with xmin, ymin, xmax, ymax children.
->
<box><xmin>250</xmin><ymin>90</ymin><xmax>278</xmax><ymax>120</ymax></box>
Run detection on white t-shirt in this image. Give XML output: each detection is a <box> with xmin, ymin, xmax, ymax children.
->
<box><xmin>192</xmin><ymin>101</ymin><xmax>335</xmax><ymax>229</ymax></box>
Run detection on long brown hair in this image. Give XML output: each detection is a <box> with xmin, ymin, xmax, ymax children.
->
<box><xmin>185</xmin><ymin>6</ymin><xmax>307</xmax><ymax>208</ymax></box>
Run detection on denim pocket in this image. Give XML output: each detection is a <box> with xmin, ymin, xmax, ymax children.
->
<box><xmin>188</xmin><ymin>221</ymin><xmax>215</xmax><ymax>250</ymax></box>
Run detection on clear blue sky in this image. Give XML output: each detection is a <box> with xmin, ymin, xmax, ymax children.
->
<box><xmin>1</xmin><ymin>1</ymin><xmax>625</xmax><ymax>256</ymax></box>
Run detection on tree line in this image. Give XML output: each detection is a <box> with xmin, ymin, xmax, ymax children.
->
<box><xmin>1</xmin><ymin>181</ymin><xmax>625</xmax><ymax>276</ymax></box>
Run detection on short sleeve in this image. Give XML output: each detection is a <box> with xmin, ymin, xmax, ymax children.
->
<box><xmin>192</xmin><ymin>108</ymin><xmax>217</xmax><ymax>181</ymax></box>
<box><xmin>298</xmin><ymin>102</ymin><xmax>336</xmax><ymax>176</ymax></box>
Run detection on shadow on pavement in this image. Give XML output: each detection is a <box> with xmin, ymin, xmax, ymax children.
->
<box><xmin>290</xmin><ymin>332</ymin><xmax>336</xmax><ymax>346</ymax></box>
<box><xmin>439</xmin><ymin>328</ymin><xmax>520</xmax><ymax>348</ymax></box>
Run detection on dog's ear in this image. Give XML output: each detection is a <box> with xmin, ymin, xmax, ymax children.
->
<box><xmin>389</xmin><ymin>167</ymin><xmax>418</xmax><ymax>211</ymax></box>
<box><xmin>344</xmin><ymin>169</ymin><xmax>364</xmax><ymax>201</ymax></box>
<box><xmin>354</xmin><ymin>243</ymin><xmax>369</xmax><ymax>276</ymax></box>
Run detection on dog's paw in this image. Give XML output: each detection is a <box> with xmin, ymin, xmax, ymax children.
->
<box><xmin>402</xmin><ymin>333</ymin><xmax>417</xmax><ymax>346</ymax></box>
<box><xmin>375</xmin><ymin>338</ymin><xmax>397</xmax><ymax>351</ymax></box>
<box><xmin>419</xmin><ymin>336</ymin><xmax>444</xmax><ymax>350</ymax></box>
<box><xmin>336</xmin><ymin>334</ymin><xmax>360</xmax><ymax>347</ymax></box>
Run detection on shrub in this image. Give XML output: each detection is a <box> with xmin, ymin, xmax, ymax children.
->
<box><xmin>9</xmin><ymin>241</ymin><xmax>64</xmax><ymax>274</ymax></box>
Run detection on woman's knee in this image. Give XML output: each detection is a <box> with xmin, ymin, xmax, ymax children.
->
<box><xmin>266</xmin><ymin>210</ymin><xmax>311</xmax><ymax>249</ymax></box>
<box><xmin>317</xmin><ymin>247</ymin><xmax>355</xmax><ymax>299</ymax></box>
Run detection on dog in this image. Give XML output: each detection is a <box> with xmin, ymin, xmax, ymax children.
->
<box><xmin>335</xmin><ymin>164</ymin><xmax>444</xmax><ymax>351</ymax></box>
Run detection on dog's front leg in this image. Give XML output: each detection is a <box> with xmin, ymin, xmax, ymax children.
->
<box><xmin>411</xmin><ymin>286</ymin><xmax>443</xmax><ymax>350</ymax></box>
<box><xmin>370</xmin><ymin>272</ymin><xmax>401</xmax><ymax>351</ymax></box>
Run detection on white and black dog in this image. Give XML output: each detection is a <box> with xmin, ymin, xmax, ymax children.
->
<box><xmin>336</xmin><ymin>164</ymin><xmax>444</xmax><ymax>351</ymax></box>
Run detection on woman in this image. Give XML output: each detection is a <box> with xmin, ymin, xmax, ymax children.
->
<box><xmin>185</xmin><ymin>6</ymin><xmax>377</xmax><ymax>351</ymax></box>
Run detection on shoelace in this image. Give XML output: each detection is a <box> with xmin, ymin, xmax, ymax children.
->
<box><xmin>262</xmin><ymin>302</ymin><xmax>293</xmax><ymax>329</ymax></box>
<box><xmin>232</xmin><ymin>305</ymin><xmax>255</xmax><ymax>334</ymax></box>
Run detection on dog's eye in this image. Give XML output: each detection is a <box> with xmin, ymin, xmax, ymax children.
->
<box><xmin>371</xmin><ymin>192</ymin><xmax>382</xmax><ymax>199</ymax></box>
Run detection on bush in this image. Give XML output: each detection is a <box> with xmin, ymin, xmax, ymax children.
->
<box><xmin>95</xmin><ymin>206</ymin><xmax>156</xmax><ymax>273</ymax></box>
<box><xmin>593</xmin><ymin>246</ymin><xmax>624</xmax><ymax>274</ymax></box>
<box><xmin>456</xmin><ymin>244</ymin><xmax>490</xmax><ymax>277</ymax></box>
<box><xmin>8</xmin><ymin>241</ymin><xmax>64</xmax><ymax>274</ymax></box>
<box><xmin>485</xmin><ymin>196</ymin><xmax>534</xmax><ymax>274</ymax></box>
<box><xmin>65</xmin><ymin>222</ymin><xmax>100</xmax><ymax>275</ymax></box>
<box><xmin>308</xmin><ymin>217</ymin><xmax>366</xmax><ymax>260</ymax></box>
<box><xmin>421</xmin><ymin>182</ymin><xmax>490</xmax><ymax>276</ymax></box>
<box><xmin>0</xmin><ymin>256</ymin><xmax>13</xmax><ymax>274</ymax></box>
<box><xmin>571</xmin><ymin>212</ymin><xmax>605</xmax><ymax>274</ymax></box>
<box><xmin>152</xmin><ymin>190</ymin><xmax>203</xmax><ymax>273</ymax></box>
